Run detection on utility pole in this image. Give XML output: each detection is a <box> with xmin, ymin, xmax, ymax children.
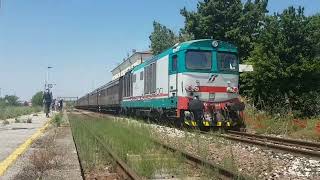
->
<box><xmin>45</xmin><ymin>66</ymin><xmax>53</xmax><ymax>91</ymax></box>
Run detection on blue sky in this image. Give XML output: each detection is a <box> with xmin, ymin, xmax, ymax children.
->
<box><xmin>0</xmin><ymin>0</ymin><xmax>319</xmax><ymax>101</ymax></box>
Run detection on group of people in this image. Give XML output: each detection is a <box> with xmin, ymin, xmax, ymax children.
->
<box><xmin>43</xmin><ymin>89</ymin><xmax>63</xmax><ymax>117</ymax></box>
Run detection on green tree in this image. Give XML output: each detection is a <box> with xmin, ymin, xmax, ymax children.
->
<box><xmin>31</xmin><ymin>91</ymin><xmax>43</xmax><ymax>107</ymax></box>
<box><xmin>180</xmin><ymin>0</ymin><xmax>268</xmax><ymax>61</ymax></box>
<box><xmin>4</xmin><ymin>95</ymin><xmax>20</xmax><ymax>106</ymax></box>
<box><xmin>149</xmin><ymin>21</ymin><xmax>178</xmax><ymax>55</ymax></box>
<box><xmin>241</xmin><ymin>7</ymin><xmax>320</xmax><ymax>116</ymax></box>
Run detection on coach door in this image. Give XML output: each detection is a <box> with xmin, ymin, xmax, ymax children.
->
<box><xmin>169</xmin><ymin>54</ymin><xmax>178</xmax><ymax>97</ymax></box>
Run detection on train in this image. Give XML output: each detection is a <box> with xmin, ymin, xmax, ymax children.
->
<box><xmin>75</xmin><ymin>39</ymin><xmax>245</xmax><ymax>131</ymax></box>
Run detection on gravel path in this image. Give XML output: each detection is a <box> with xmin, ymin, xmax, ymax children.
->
<box><xmin>0</xmin><ymin>113</ymin><xmax>48</xmax><ymax>164</ymax></box>
<box><xmin>1</xmin><ymin>114</ymin><xmax>82</xmax><ymax>180</ymax></box>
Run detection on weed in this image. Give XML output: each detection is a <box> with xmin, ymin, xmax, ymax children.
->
<box><xmin>53</xmin><ymin>113</ymin><xmax>63</xmax><ymax>127</ymax></box>
<box><xmin>15</xmin><ymin>118</ymin><xmax>21</xmax><ymax>123</ymax></box>
<box><xmin>29</xmin><ymin>149</ymin><xmax>54</xmax><ymax>177</ymax></box>
<box><xmin>244</xmin><ymin>101</ymin><xmax>320</xmax><ymax>141</ymax></box>
<box><xmin>14</xmin><ymin>166</ymin><xmax>38</xmax><ymax>180</ymax></box>
<box><xmin>2</xmin><ymin>119</ymin><xmax>9</xmax><ymax>125</ymax></box>
<box><xmin>27</xmin><ymin>118</ymin><xmax>32</xmax><ymax>123</ymax></box>
<box><xmin>290</xmin><ymin>118</ymin><xmax>320</xmax><ymax>141</ymax></box>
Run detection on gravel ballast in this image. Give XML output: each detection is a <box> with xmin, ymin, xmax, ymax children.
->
<box><xmin>114</xmin><ymin>116</ymin><xmax>320</xmax><ymax>180</ymax></box>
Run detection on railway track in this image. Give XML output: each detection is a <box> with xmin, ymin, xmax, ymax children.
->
<box><xmin>72</xmin><ymin>110</ymin><xmax>249</xmax><ymax>180</ymax></box>
<box><xmin>221</xmin><ymin>130</ymin><xmax>320</xmax><ymax>158</ymax></box>
<box><xmin>73</xmin><ymin>112</ymin><xmax>142</xmax><ymax>180</ymax></box>
<box><xmin>75</xmin><ymin>109</ymin><xmax>320</xmax><ymax>159</ymax></box>
<box><xmin>151</xmin><ymin>137</ymin><xmax>248</xmax><ymax>180</ymax></box>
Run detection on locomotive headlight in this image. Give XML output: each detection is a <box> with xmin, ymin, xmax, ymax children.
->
<box><xmin>227</xmin><ymin>87</ymin><xmax>233</xmax><ymax>93</ymax></box>
<box><xmin>232</xmin><ymin>87</ymin><xmax>239</xmax><ymax>93</ymax></box>
<box><xmin>212</xmin><ymin>40</ymin><xmax>219</xmax><ymax>47</ymax></box>
<box><xmin>227</xmin><ymin>87</ymin><xmax>238</xmax><ymax>93</ymax></box>
<box><xmin>187</xmin><ymin>85</ymin><xmax>193</xmax><ymax>91</ymax></box>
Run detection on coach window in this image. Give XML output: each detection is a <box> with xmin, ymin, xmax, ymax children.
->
<box><xmin>140</xmin><ymin>71</ymin><xmax>143</xmax><ymax>80</ymax></box>
<box><xmin>172</xmin><ymin>55</ymin><xmax>177</xmax><ymax>72</ymax></box>
<box><xmin>133</xmin><ymin>74</ymin><xmax>136</xmax><ymax>83</ymax></box>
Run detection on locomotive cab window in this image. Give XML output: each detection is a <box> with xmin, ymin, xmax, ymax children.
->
<box><xmin>140</xmin><ymin>71</ymin><xmax>143</xmax><ymax>80</ymax></box>
<box><xmin>185</xmin><ymin>51</ymin><xmax>212</xmax><ymax>70</ymax></box>
<box><xmin>217</xmin><ymin>52</ymin><xmax>238</xmax><ymax>72</ymax></box>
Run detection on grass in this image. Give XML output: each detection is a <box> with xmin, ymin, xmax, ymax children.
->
<box><xmin>244</xmin><ymin>103</ymin><xmax>320</xmax><ymax>141</ymax></box>
<box><xmin>0</xmin><ymin>106</ymin><xmax>41</xmax><ymax>120</ymax></box>
<box><xmin>52</xmin><ymin>113</ymin><xmax>63</xmax><ymax>127</ymax></box>
<box><xmin>68</xmin><ymin>114</ymin><xmax>211</xmax><ymax>179</ymax></box>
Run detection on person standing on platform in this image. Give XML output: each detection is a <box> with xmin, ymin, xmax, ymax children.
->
<box><xmin>43</xmin><ymin>89</ymin><xmax>53</xmax><ymax>117</ymax></box>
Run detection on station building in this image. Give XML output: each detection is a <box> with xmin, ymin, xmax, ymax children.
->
<box><xmin>111</xmin><ymin>50</ymin><xmax>153</xmax><ymax>80</ymax></box>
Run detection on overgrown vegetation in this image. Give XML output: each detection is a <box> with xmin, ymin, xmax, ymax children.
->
<box><xmin>0</xmin><ymin>106</ymin><xmax>41</xmax><ymax>120</ymax></box>
<box><xmin>244</xmin><ymin>101</ymin><xmax>320</xmax><ymax>141</ymax></box>
<box><xmin>150</xmin><ymin>0</ymin><xmax>320</xmax><ymax>117</ymax></box>
<box><xmin>69</xmin><ymin>114</ymin><xmax>212</xmax><ymax>179</ymax></box>
<box><xmin>0</xmin><ymin>92</ymin><xmax>42</xmax><ymax>120</ymax></box>
<box><xmin>52</xmin><ymin>113</ymin><xmax>63</xmax><ymax>127</ymax></box>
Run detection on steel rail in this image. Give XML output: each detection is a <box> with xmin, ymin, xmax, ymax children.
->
<box><xmin>70</xmin><ymin>123</ymin><xmax>86</xmax><ymax>179</ymax></box>
<box><xmin>228</xmin><ymin>130</ymin><xmax>320</xmax><ymax>148</ymax></box>
<box><xmin>223</xmin><ymin>131</ymin><xmax>320</xmax><ymax>158</ymax></box>
<box><xmin>72</xmin><ymin>112</ymin><xmax>142</xmax><ymax>180</ymax></box>
<box><xmin>74</xmin><ymin>110</ymin><xmax>251</xmax><ymax>179</ymax></box>
<box><xmin>151</xmin><ymin>138</ymin><xmax>249</xmax><ymax>180</ymax></box>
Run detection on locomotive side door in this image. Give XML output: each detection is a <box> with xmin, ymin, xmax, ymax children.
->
<box><xmin>169</xmin><ymin>54</ymin><xmax>178</xmax><ymax>97</ymax></box>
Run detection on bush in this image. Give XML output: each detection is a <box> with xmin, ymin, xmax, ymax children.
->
<box><xmin>295</xmin><ymin>91</ymin><xmax>320</xmax><ymax>117</ymax></box>
<box><xmin>0</xmin><ymin>106</ymin><xmax>41</xmax><ymax>120</ymax></box>
<box><xmin>27</xmin><ymin>118</ymin><xmax>32</xmax><ymax>123</ymax></box>
<box><xmin>53</xmin><ymin>113</ymin><xmax>63</xmax><ymax>127</ymax></box>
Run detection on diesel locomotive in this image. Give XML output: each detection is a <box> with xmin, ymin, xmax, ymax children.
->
<box><xmin>76</xmin><ymin>39</ymin><xmax>245</xmax><ymax>130</ymax></box>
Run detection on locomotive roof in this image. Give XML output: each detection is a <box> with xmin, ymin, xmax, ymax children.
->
<box><xmin>132</xmin><ymin>39</ymin><xmax>237</xmax><ymax>72</ymax></box>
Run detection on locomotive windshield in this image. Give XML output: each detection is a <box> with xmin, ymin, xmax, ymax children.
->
<box><xmin>186</xmin><ymin>51</ymin><xmax>212</xmax><ymax>70</ymax></box>
<box><xmin>217</xmin><ymin>52</ymin><xmax>238</xmax><ymax>72</ymax></box>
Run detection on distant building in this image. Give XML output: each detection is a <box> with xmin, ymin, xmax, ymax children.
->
<box><xmin>111</xmin><ymin>50</ymin><xmax>153</xmax><ymax>80</ymax></box>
